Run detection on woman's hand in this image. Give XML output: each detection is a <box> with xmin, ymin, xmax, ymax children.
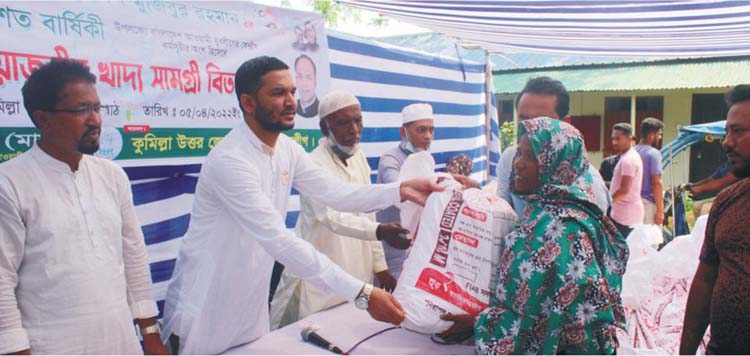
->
<box><xmin>436</xmin><ymin>313</ymin><xmax>475</xmax><ymax>343</ymax></box>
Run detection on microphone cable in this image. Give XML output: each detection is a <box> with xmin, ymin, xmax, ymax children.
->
<box><xmin>342</xmin><ymin>326</ymin><xmax>401</xmax><ymax>355</ymax></box>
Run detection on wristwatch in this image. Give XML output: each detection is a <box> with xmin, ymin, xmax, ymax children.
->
<box><xmin>354</xmin><ymin>283</ymin><xmax>373</xmax><ymax>310</ymax></box>
<box><xmin>141</xmin><ymin>322</ymin><xmax>161</xmax><ymax>336</ymax></box>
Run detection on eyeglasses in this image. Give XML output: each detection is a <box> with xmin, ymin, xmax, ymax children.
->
<box><xmin>48</xmin><ymin>104</ymin><xmax>102</xmax><ymax>117</ymax></box>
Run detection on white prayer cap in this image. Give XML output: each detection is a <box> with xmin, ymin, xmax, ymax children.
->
<box><xmin>401</xmin><ymin>103</ymin><xmax>434</xmax><ymax>125</ymax></box>
<box><xmin>318</xmin><ymin>90</ymin><xmax>360</xmax><ymax>119</ymax></box>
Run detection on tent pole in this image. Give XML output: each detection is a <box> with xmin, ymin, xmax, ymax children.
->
<box><xmin>630</xmin><ymin>94</ymin><xmax>636</xmax><ymax>130</ymax></box>
<box><xmin>683</xmin><ymin>141</ymin><xmax>688</xmax><ymax>187</ymax></box>
<box><xmin>484</xmin><ymin>49</ymin><xmax>492</xmax><ymax>183</ymax></box>
<box><xmin>670</xmin><ymin>145</ymin><xmax>676</xmax><ymax>237</ymax></box>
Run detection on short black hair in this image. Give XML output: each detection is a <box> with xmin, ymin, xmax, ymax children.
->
<box><xmin>294</xmin><ymin>54</ymin><xmax>316</xmax><ymax>75</ymax></box>
<box><xmin>515</xmin><ymin>76</ymin><xmax>570</xmax><ymax>118</ymax></box>
<box><xmin>640</xmin><ymin>117</ymin><xmax>664</xmax><ymax>138</ymax></box>
<box><xmin>613</xmin><ymin>122</ymin><xmax>633</xmax><ymax>137</ymax></box>
<box><xmin>21</xmin><ymin>58</ymin><xmax>96</xmax><ymax>127</ymax></box>
<box><xmin>726</xmin><ymin>84</ymin><xmax>750</xmax><ymax>107</ymax></box>
<box><xmin>234</xmin><ymin>56</ymin><xmax>289</xmax><ymax>104</ymax></box>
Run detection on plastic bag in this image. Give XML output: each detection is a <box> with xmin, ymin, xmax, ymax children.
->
<box><xmin>393</xmin><ymin>180</ymin><xmax>517</xmax><ymax>334</ymax></box>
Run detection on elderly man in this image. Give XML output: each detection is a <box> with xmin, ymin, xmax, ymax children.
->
<box><xmin>270</xmin><ymin>90</ymin><xmax>409</xmax><ymax>329</ymax></box>
<box><xmin>497</xmin><ymin>77</ymin><xmax>610</xmax><ymax>218</ymax></box>
<box><xmin>376</xmin><ymin>103</ymin><xmax>435</xmax><ymax>278</ymax></box>
<box><xmin>162</xmin><ymin>57</ymin><xmax>442</xmax><ymax>354</ymax></box>
<box><xmin>0</xmin><ymin>59</ymin><xmax>166</xmax><ymax>354</ymax></box>
<box><xmin>681</xmin><ymin>84</ymin><xmax>750</xmax><ymax>355</ymax></box>
<box><xmin>294</xmin><ymin>54</ymin><xmax>319</xmax><ymax>118</ymax></box>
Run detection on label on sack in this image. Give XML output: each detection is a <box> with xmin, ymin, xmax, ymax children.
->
<box><xmin>393</xmin><ymin>184</ymin><xmax>517</xmax><ymax>334</ymax></box>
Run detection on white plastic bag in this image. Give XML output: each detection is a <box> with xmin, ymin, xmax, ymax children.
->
<box><xmin>393</xmin><ymin>181</ymin><xmax>517</xmax><ymax>334</ymax></box>
<box><xmin>398</xmin><ymin>151</ymin><xmax>438</xmax><ymax>235</ymax></box>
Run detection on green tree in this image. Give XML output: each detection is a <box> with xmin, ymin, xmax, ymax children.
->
<box><xmin>311</xmin><ymin>0</ymin><xmax>359</xmax><ymax>27</ymax></box>
<box><xmin>500</xmin><ymin>121</ymin><xmax>516</xmax><ymax>152</ymax></box>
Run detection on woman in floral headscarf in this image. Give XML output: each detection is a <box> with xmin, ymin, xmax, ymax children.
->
<box><xmin>439</xmin><ymin>117</ymin><xmax>628</xmax><ymax>354</ymax></box>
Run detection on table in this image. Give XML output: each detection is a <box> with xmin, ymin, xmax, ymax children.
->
<box><xmin>226</xmin><ymin>303</ymin><xmax>474</xmax><ymax>355</ymax></box>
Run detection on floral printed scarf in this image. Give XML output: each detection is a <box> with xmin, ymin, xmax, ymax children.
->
<box><xmin>474</xmin><ymin>117</ymin><xmax>628</xmax><ymax>355</ymax></box>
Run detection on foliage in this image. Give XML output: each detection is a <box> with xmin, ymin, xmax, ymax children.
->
<box><xmin>311</xmin><ymin>0</ymin><xmax>361</xmax><ymax>27</ymax></box>
<box><xmin>500</xmin><ymin>121</ymin><xmax>516</xmax><ymax>152</ymax></box>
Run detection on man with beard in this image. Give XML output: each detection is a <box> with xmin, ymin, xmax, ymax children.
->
<box><xmin>681</xmin><ymin>84</ymin><xmax>750</xmax><ymax>355</ymax></box>
<box><xmin>0</xmin><ymin>59</ymin><xmax>167</xmax><ymax>354</ymax></box>
<box><xmin>635</xmin><ymin>117</ymin><xmax>665</xmax><ymax>225</ymax></box>
<box><xmin>270</xmin><ymin>90</ymin><xmax>408</xmax><ymax>329</ymax></box>
<box><xmin>376</xmin><ymin>103</ymin><xmax>435</xmax><ymax>278</ymax></box>
<box><xmin>162</xmin><ymin>57</ymin><xmax>443</xmax><ymax>354</ymax></box>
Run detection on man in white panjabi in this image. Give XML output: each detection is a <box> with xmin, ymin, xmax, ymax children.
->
<box><xmin>161</xmin><ymin>57</ymin><xmax>443</xmax><ymax>354</ymax></box>
<box><xmin>0</xmin><ymin>60</ymin><xmax>167</xmax><ymax>354</ymax></box>
<box><xmin>271</xmin><ymin>91</ymin><xmax>411</xmax><ymax>329</ymax></box>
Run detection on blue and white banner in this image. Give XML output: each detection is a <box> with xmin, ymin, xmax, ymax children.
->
<box><xmin>141</xmin><ymin>32</ymin><xmax>499</xmax><ymax>316</ymax></box>
<box><xmin>0</xmin><ymin>1</ymin><xmax>498</xmax><ymax>318</ymax></box>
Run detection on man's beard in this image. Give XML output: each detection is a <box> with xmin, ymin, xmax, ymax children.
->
<box><xmin>256</xmin><ymin>101</ymin><xmax>295</xmax><ymax>132</ymax></box>
<box><xmin>328</xmin><ymin>134</ymin><xmax>360</xmax><ymax>159</ymax></box>
<box><xmin>77</xmin><ymin>127</ymin><xmax>100</xmax><ymax>154</ymax></box>
<box><xmin>729</xmin><ymin>153</ymin><xmax>750</xmax><ymax>178</ymax></box>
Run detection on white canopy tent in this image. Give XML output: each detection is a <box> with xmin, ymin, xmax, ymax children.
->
<box><xmin>342</xmin><ymin>0</ymin><xmax>750</xmax><ymax>57</ymax></box>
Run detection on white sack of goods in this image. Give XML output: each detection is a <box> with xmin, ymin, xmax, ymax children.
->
<box><xmin>393</xmin><ymin>178</ymin><xmax>517</xmax><ymax>334</ymax></box>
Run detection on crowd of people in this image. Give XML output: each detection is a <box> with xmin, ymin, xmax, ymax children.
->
<box><xmin>1</xmin><ymin>55</ymin><xmax>749</xmax><ymax>355</ymax></box>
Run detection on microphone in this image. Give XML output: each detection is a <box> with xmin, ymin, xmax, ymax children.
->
<box><xmin>300</xmin><ymin>326</ymin><xmax>346</xmax><ymax>355</ymax></box>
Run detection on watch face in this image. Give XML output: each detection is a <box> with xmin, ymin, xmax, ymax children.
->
<box><xmin>355</xmin><ymin>297</ymin><xmax>368</xmax><ymax>310</ymax></box>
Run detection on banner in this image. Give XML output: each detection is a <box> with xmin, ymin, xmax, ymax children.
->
<box><xmin>0</xmin><ymin>0</ymin><xmax>330</xmax><ymax>163</ymax></box>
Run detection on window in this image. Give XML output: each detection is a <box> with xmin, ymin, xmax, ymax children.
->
<box><xmin>497</xmin><ymin>99</ymin><xmax>514</xmax><ymax>125</ymax></box>
<box><xmin>603</xmin><ymin>96</ymin><xmax>664</xmax><ymax>155</ymax></box>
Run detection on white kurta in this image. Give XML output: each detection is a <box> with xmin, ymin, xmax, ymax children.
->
<box><xmin>0</xmin><ymin>145</ymin><xmax>158</xmax><ymax>354</ymax></box>
<box><xmin>270</xmin><ymin>138</ymin><xmax>388</xmax><ymax>329</ymax></box>
<box><xmin>162</xmin><ymin>124</ymin><xmax>401</xmax><ymax>354</ymax></box>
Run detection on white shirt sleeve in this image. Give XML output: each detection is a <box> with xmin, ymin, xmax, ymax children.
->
<box><xmin>305</xmin><ymin>193</ymin><xmax>379</xmax><ymax>241</ymax></box>
<box><xmin>496</xmin><ymin>146</ymin><xmax>516</xmax><ymax>203</ymax></box>
<box><xmin>114</xmin><ymin>166</ymin><xmax>159</xmax><ymax>319</ymax></box>
<box><xmin>292</xmin><ymin>145</ymin><xmax>402</xmax><ymax>214</ymax></box>
<box><xmin>207</xmin><ymin>153</ymin><xmax>366</xmax><ymax>302</ymax></box>
<box><xmin>0</xmin><ymin>175</ymin><xmax>30</xmax><ymax>354</ymax></box>
<box><xmin>370</xmin><ymin>240</ymin><xmax>388</xmax><ymax>274</ymax></box>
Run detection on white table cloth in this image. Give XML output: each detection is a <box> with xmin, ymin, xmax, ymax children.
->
<box><xmin>227</xmin><ymin>303</ymin><xmax>474</xmax><ymax>355</ymax></box>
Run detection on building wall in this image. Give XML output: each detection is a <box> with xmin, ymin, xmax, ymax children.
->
<box><xmin>497</xmin><ymin>87</ymin><xmax>731</xmax><ymax>186</ymax></box>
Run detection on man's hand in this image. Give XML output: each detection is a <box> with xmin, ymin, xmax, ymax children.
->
<box><xmin>367</xmin><ymin>287</ymin><xmax>405</xmax><ymax>325</ymax></box>
<box><xmin>437</xmin><ymin>313</ymin><xmax>475</xmax><ymax>343</ymax></box>
<box><xmin>655</xmin><ymin>210</ymin><xmax>665</xmax><ymax>225</ymax></box>
<box><xmin>399</xmin><ymin>178</ymin><xmax>445</xmax><ymax>206</ymax></box>
<box><xmin>375</xmin><ymin>270</ymin><xmax>398</xmax><ymax>293</ymax></box>
<box><xmin>376</xmin><ymin>223</ymin><xmax>411</xmax><ymax>249</ymax></box>
<box><xmin>451</xmin><ymin>174</ymin><xmax>480</xmax><ymax>189</ymax></box>
<box><xmin>143</xmin><ymin>334</ymin><xmax>169</xmax><ymax>355</ymax></box>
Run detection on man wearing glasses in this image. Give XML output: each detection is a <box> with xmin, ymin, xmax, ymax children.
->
<box><xmin>0</xmin><ymin>59</ymin><xmax>167</xmax><ymax>354</ymax></box>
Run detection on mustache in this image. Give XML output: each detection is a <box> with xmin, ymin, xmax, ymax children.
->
<box><xmin>281</xmin><ymin>106</ymin><xmax>295</xmax><ymax>115</ymax></box>
<box><xmin>82</xmin><ymin>126</ymin><xmax>101</xmax><ymax>136</ymax></box>
<box><xmin>726</xmin><ymin>147</ymin><xmax>743</xmax><ymax>157</ymax></box>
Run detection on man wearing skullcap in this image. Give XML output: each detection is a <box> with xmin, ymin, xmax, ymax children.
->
<box><xmin>270</xmin><ymin>90</ymin><xmax>410</xmax><ymax>328</ymax></box>
<box><xmin>376</xmin><ymin>103</ymin><xmax>435</xmax><ymax>278</ymax></box>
